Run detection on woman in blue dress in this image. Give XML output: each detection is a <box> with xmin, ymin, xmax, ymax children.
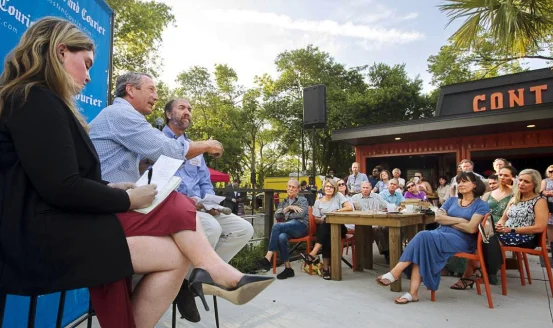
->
<box><xmin>376</xmin><ymin>172</ymin><xmax>489</xmax><ymax>304</ymax></box>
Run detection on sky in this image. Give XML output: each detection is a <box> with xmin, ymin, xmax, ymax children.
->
<box><xmin>156</xmin><ymin>0</ymin><xmax>546</xmax><ymax>94</ymax></box>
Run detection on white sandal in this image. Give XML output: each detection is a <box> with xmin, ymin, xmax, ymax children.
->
<box><xmin>376</xmin><ymin>272</ymin><xmax>396</xmax><ymax>286</ymax></box>
<box><xmin>395</xmin><ymin>292</ymin><xmax>419</xmax><ymax>304</ymax></box>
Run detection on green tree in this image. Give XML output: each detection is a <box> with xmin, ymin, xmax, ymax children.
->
<box><xmin>106</xmin><ymin>0</ymin><xmax>175</xmax><ymax>77</ymax></box>
<box><xmin>439</xmin><ymin>0</ymin><xmax>553</xmax><ymax>60</ymax></box>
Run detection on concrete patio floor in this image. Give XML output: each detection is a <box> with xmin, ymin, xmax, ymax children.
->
<box><xmin>81</xmin><ymin>249</ymin><xmax>553</xmax><ymax>328</ymax></box>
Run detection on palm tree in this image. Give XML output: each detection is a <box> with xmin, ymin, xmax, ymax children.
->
<box><xmin>439</xmin><ymin>0</ymin><xmax>553</xmax><ymax>58</ymax></box>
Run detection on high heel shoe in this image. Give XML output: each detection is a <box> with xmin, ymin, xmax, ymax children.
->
<box><xmin>188</xmin><ymin>268</ymin><xmax>275</xmax><ymax>308</ymax></box>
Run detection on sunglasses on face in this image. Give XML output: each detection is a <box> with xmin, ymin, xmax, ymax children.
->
<box><xmin>338</xmin><ymin>183</ymin><xmax>345</xmax><ymax>186</ymax></box>
<box><xmin>549</xmin><ymin>170</ymin><xmax>553</xmax><ymax>173</ymax></box>
<box><xmin>407</xmin><ymin>184</ymin><xmax>415</xmax><ymax>188</ymax></box>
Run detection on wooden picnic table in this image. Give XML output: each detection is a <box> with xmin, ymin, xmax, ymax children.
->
<box><xmin>326</xmin><ymin>211</ymin><xmax>435</xmax><ymax>292</ymax></box>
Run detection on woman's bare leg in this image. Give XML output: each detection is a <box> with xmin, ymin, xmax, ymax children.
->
<box><xmin>396</xmin><ymin>264</ymin><xmax>422</xmax><ymax>303</ymax></box>
<box><xmin>127</xmin><ymin>236</ymin><xmax>189</xmax><ymax>328</ymax></box>
<box><xmin>309</xmin><ymin>243</ymin><xmax>322</xmax><ymax>257</ymax></box>
<box><xmin>170</xmin><ymin>215</ymin><xmax>243</xmax><ymax>289</ymax></box>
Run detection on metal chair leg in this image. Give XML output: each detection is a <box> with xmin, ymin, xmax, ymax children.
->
<box><xmin>213</xmin><ymin>296</ymin><xmax>220</xmax><ymax>328</ymax></box>
<box><xmin>56</xmin><ymin>291</ymin><xmax>66</xmax><ymax>328</ymax></box>
<box><xmin>87</xmin><ymin>298</ymin><xmax>93</xmax><ymax>328</ymax></box>
<box><xmin>171</xmin><ymin>301</ymin><xmax>177</xmax><ymax>328</ymax></box>
<box><xmin>28</xmin><ymin>296</ymin><xmax>37</xmax><ymax>328</ymax></box>
<box><xmin>0</xmin><ymin>293</ymin><xmax>6</xmax><ymax>328</ymax></box>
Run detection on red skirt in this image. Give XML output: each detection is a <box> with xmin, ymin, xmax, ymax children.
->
<box><xmin>90</xmin><ymin>191</ymin><xmax>197</xmax><ymax>328</ymax></box>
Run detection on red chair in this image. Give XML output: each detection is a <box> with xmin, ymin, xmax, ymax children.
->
<box><xmin>342</xmin><ymin>231</ymin><xmax>356</xmax><ymax>271</ymax></box>
<box><xmin>500</xmin><ymin>227</ymin><xmax>553</xmax><ymax>296</ymax></box>
<box><xmin>431</xmin><ymin>213</ymin><xmax>494</xmax><ymax>309</ymax></box>
<box><xmin>272</xmin><ymin>207</ymin><xmax>317</xmax><ymax>274</ymax></box>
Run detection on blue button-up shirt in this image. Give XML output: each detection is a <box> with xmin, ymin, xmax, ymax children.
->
<box><xmin>89</xmin><ymin>98</ymin><xmax>189</xmax><ymax>183</ymax></box>
<box><xmin>162</xmin><ymin>126</ymin><xmax>214</xmax><ymax>198</ymax></box>
<box><xmin>380</xmin><ymin>189</ymin><xmax>405</xmax><ymax>206</ymax></box>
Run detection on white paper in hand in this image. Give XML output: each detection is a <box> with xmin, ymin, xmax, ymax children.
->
<box><xmin>133</xmin><ymin>155</ymin><xmax>184</xmax><ymax>214</ymax></box>
<box><xmin>197</xmin><ymin>194</ymin><xmax>226</xmax><ymax>210</ymax></box>
<box><xmin>136</xmin><ymin>155</ymin><xmax>183</xmax><ymax>189</ymax></box>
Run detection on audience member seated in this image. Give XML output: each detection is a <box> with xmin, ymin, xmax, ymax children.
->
<box><xmin>451</xmin><ymin>165</ymin><xmax>517</xmax><ymax>288</ymax></box>
<box><xmin>392</xmin><ymin>168</ymin><xmax>406</xmax><ymax>190</ymax></box>
<box><xmin>347</xmin><ymin>162</ymin><xmax>369</xmax><ymax>195</ymax></box>
<box><xmin>373</xmin><ymin>170</ymin><xmax>391</xmax><ymax>194</ymax></box>
<box><xmin>376</xmin><ymin>172</ymin><xmax>489</xmax><ymax>304</ymax></box>
<box><xmin>488</xmin><ymin>173</ymin><xmax>499</xmax><ymax>191</ymax></box>
<box><xmin>436</xmin><ymin>176</ymin><xmax>450</xmax><ymax>205</ymax></box>
<box><xmin>404</xmin><ymin>182</ymin><xmax>427</xmax><ymax>201</ymax></box>
<box><xmin>352</xmin><ymin>182</ymin><xmax>390</xmax><ymax>261</ymax></box>
<box><xmin>496</xmin><ymin>169</ymin><xmax>548</xmax><ymax>249</ymax></box>
<box><xmin>256</xmin><ymin>180</ymin><xmax>309</xmax><ymax>279</ymax></box>
<box><xmin>540</xmin><ymin>164</ymin><xmax>553</xmax><ymax>251</ymax></box>
<box><xmin>414</xmin><ymin>171</ymin><xmax>433</xmax><ymax>195</ymax></box>
<box><xmin>380</xmin><ymin>179</ymin><xmax>405</xmax><ymax>206</ymax></box>
<box><xmin>369</xmin><ymin>165</ymin><xmax>383</xmax><ymax>188</ymax></box>
<box><xmin>301</xmin><ymin>179</ymin><xmax>353</xmax><ymax>280</ymax></box>
<box><xmin>493</xmin><ymin>158</ymin><xmax>511</xmax><ymax>174</ymax></box>
<box><xmin>337</xmin><ymin>179</ymin><xmax>355</xmax><ymax>231</ymax></box>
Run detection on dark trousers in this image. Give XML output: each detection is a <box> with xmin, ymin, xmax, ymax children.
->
<box><xmin>316</xmin><ymin>222</ymin><xmax>347</xmax><ymax>259</ymax></box>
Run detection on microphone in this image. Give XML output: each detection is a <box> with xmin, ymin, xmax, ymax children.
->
<box><xmin>155</xmin><ymin>117</ymin><xmax>164</xmax><ymax>131</ymax></box>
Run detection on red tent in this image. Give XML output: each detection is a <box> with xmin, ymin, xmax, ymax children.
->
<box><xmin>208</xmin><ymin>168</ymin><xmax>230</xmax><ymax>182</ymax></box>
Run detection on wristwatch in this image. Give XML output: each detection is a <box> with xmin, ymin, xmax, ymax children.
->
<box><xmin>510</xmin><ymin>228</ymin><xmax>516</xmax><ymax>233</ymax></box>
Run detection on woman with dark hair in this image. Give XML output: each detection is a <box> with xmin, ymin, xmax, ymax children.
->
<box><xmin>376</xmin><ymin>172</ymin><xmax>489</xmax><ymax>304</ymax></box>
<box><xmin>436</xmin><ymin>176</ymin><xmax>450</xmax><ymax>205</ymax></box>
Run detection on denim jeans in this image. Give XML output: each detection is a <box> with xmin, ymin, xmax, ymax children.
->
<box><xmin>268</xmin><ymin>219</ymin><xmax>309</xmax><ymax>262</ymax></box>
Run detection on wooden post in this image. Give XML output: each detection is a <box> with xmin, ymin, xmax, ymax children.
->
<box><xmin>263</xmin><ymin>190</ymin><xmax>274</xmax><ymax>251</ymax></box>
<box><xmin>389</xmin><ymin>227</ymin><xmax>402</xmax><ymax>292</ymax></box>
<box><xmin>330</xmin><ymin>223</ymin><xmax>343</xmax><ymax>281</ymax></box>
<box><xmin>363</xmin><ymin>226</ymin><xmax>374</xmax><ymax>270</ymax></box>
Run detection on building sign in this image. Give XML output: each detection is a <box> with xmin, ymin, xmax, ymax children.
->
<box><xmin>0</xmin><ymin>0</ymin><xmax>113</xmax><ymax>122</ymax></box>
<box><xmin>435</xmin><ymin>68</ymin><xmax>553</xmax><ymax>117</ymax></box>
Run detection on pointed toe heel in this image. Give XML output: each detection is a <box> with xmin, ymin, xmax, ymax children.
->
<box><xmin>188</xmin><ymin>268</ymin><xmax>275</xmax><ymax>306</ymax></box>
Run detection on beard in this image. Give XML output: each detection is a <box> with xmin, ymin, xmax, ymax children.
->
<box><xmin>170</xmin><ymin>116</ymin><xmax>191</xmax><ymax>130</ymax></box>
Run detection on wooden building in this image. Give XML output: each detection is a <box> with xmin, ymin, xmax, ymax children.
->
<box><xmin>332</xmin><ymin>68</ymin><xmax>553</xmax><ymax>186</ymax></box>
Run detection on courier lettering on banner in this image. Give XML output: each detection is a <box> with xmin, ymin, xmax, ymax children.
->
<box><xmin>0</xmin><ymin>0</ymin><xmax>113</xmax><ymax>122</ymax></box>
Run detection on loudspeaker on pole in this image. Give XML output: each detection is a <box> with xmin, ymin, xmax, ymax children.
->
<box><xmin>303</xmin><ymin>84</ymin><xmax>326</xmax><ymax>129</ymax></box>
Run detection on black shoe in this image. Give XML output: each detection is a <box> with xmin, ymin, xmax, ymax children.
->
<box><xmin>188</xmin><ymin>268</ymin><xmax>275</xmax><ymax>307</ymax></box>
<box><xmin>256</xmin><ymin>257</ymin><xmax>271</xmax><ymax>271</ymax></box>
<box><xmin>276</xmin><ymin>268</ymin><xmax>295</xmax><ymax>280</ymax></box>
<box><xmin>174</xmin><ymin>279</ymin><xmax>200</xmax><ymax>323</ymax></box>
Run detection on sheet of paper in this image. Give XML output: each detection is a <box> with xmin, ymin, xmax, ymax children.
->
<box><xmin>197</xmin><ymin>194</ymin><xmax>226</xmax><ymax>210</ymax></box>
<box><xmin>135</xmin><ymin>155</ymin><xmax>183</xmax><ymax>191</ymax></box>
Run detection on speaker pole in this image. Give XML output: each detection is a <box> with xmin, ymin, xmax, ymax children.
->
<box><xmin>312</xmin><ymin>126</ymin><xmax>316</xmax><ymax>189</ymax></box>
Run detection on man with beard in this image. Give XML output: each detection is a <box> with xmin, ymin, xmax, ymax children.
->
<box><xmin>162</xmin><ymin>98</ymin><xmax>254</xmax><ymax>323</ymax></box>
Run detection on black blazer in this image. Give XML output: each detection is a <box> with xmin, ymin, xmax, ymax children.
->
<box><xmin>0</xmin><ymin>87</ymin><xmax>133</xmax><ymax>295</ymax></box>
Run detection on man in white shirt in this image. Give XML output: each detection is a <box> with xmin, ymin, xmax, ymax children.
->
<box><xmin>392</xmin><ymin>168</ymin><xmax>406</xmax><ymax>190</ymax></box>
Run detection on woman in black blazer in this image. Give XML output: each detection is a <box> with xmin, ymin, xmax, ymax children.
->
<box><xmin>0</xmin><ymin>18</ymin><xmax>272</xmax><ymax>327</ymax></box>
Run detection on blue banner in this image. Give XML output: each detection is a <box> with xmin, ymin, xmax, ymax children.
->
<box><xmin>0</xmin><ymin>0</ymin><xmax>113</xmax><ymax>121</ymax></box>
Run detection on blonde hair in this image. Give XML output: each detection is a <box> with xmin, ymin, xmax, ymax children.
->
<box><xmin>0</xmin><ymin>17</ymin><xmax>94</xmax><ymax>128</ymax></box>
<box><xmin>545</xmin><ymin>165</ymin><xmax>553</xmax><ymax>179</ymax></box>
<box><xmin>513</xmin><ymin>169</ymin><xmax>542</xmax><ymax>204</ymax></box>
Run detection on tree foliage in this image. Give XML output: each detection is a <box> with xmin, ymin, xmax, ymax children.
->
<box><xmin>439</xmin><ymin>0</ymin><xmax>553</xmax><ymax>60</ymax></box>
<box><xmin>106</xmin><ymin>0</ymin><xmax>175</xmax><ymax>77</ymax></box>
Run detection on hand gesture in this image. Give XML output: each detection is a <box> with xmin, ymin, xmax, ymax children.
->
<box><xmin>127</xmin><ymin>184</ymin><xmax>158</xmax><ymax>210</ymax></box>
<box><xmin>287</xmin><ymin>205</ymin><xmax>303</xmax><ymax>213</ymax></box>
<box><xmin>206</xmin><ymin>139</ymin><xmax>224</xmax><ymax>158</ymax></box>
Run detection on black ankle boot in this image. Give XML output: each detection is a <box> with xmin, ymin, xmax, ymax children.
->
<box><xmin>175</xmin><ymin>279</ymin><xmax>201</xmax><ymax>323</ymax></box>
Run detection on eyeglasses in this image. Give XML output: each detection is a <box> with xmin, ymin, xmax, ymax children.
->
<box><xmin>407</xmin><ymin>184</ymin><xmax>415</xmax><ymax>188</ymax></box>
<box><xmin>549</xmin><ymin>170</ymin><xmax>553</xmax><ymax>173</ymax></box>
<box><xmin>338</xmin><ymin>183</ymin><xmax>345</xmax><ymax>186</ymax></box>
<box><xmin>415</xmin><ymin>175</ymin><xmax>422</xmax><ymax>178</ymax></box>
